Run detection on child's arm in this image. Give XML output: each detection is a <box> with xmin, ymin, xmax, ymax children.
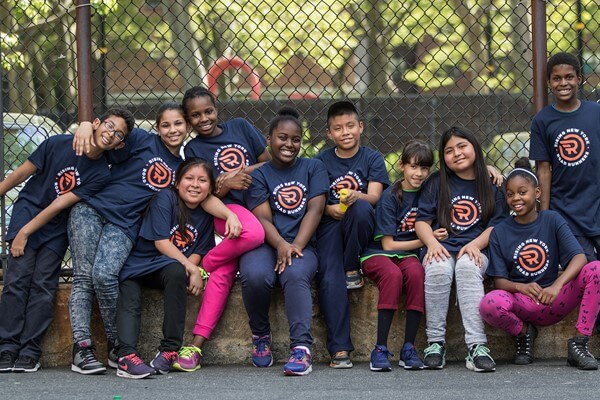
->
<box><xmin>486</xmin><ymin>165</ymin><xmax>504</xmax><ymax>187</ymax></box>
<box><xmin>0</xmin><ymin>160</ymin><xmax>38</xmax><ymax>197</ymax></box>
<box><xmin>200</xmin><ymin>194</ymin><xmax>242</xmax><ymax>238</ymax></box>
<box><xmin>381</xmin><ymin>227</ymin><xmax>447</xmax><ymax>252</ymax></box>
<box><xmin>215</xmin><ymin>152</ymin><xmax>271</xmax><ymax>198</ymax></box>
<box><xmin>291</xmin><ymin>194</ymin><xmax>326</xmax><ymax>253</ymax></box>
<box><xmin>154</xmin><ymin>239</ymin><xmax>203</xmax><ymax>296</ymax></box>
<box><xmin>10</xmin><ymin>192</ymin><xmax>81</xmax><ymax>257</ymax></box>
<box><xmin>72</xmin><ymin>121</ymin><xmax>95</xmax><ymax>156</ymax></box>
<box><xmin>457</xmin><ymin>226</ymin><xmax>494</xmax><ymax>267</ymax></box>
<box><xmin>342</xmin><ymin>181</ymin><xmax>384</xmax><ymax>207</ymax></box>
<box><xmin>536</xmin><ymin>161</ymin><xmax>551</xmax><ymax>210</ymax></box>
<box><xmin>415</xmin><ymin>220</ymin><xmax>450</xmax><ymax>265</ymax></box>
<box><xmin>538</xmin><ymin>253</ymin><xmax>587</xmax><ymax>305</ymax></box>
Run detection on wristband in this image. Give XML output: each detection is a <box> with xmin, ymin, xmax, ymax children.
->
<box><xmin>198</xmin><ymin>266</ymin><xmax>209</xmax><ymax>280</ymax></box>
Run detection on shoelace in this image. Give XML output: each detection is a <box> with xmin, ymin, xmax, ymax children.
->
<box><xmin>179</xmin><ymin>346</ymin><xmax>202</xmax><ymax>358</ymax></box>
<box><xmin>515</xmin><ymin>334</ymin><xmax>532</xmax><ymax>355</ymax></box>
<box><xmin>81</xmin><ymin>346</ymin><xmax>99</xmax><ymax>363</ymax></box>
<box><xmin>124</xmin><ymin>354</ymin><xmax>144</xmax><ymax>366</ymax></box>
<box><xmin>424</xmin><ymin>343</ymin><xmax>443</xmax><ymax>356</ymax></box>
<box><xmin>375</xmin><ymin>346</ymin><xmax>393</xmax><ymax>358</ymax></box>
<box><xmin>471</xmin><ymin>344</ymin><xmax>493</xmax><ymax>360</ymax></box>
<box><xmin>162</xmin><ymin>351</ymin><xmax>178</xmax><ymax>361</ymax></box>
<box><xmin>254</xmin><ymin>337</ymin><xmax>270</xmax><ymax>356</ymax></box>
<box><xmin>573</xmin><ymin>341</ymin><xmax>593</xmax><ymax>358</ymax></box>
<box><xmin>402</xmin><ymin>346</ymin><xmax>418</xmax><ymax>360</ymax></box>
<box><xmin>289</xmin><ymin>349</ymin><xmax>307</xmax><ymax>362</ymax></box>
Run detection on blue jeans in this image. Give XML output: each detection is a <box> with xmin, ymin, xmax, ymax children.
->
<box><xmin>68</xmin><ymin>202</ymin><xmax>133</xmax><ymax>344</ymax></box>
<box><xmin>239</xmin><ymin>243</ymin><xmax>318</xmax><ymax>349</ymax></box>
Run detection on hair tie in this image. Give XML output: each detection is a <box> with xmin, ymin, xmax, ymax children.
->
<box><xmin>508</xmin><ymin>168</ymin><xmax>539</xmax><ymax>185</ymax></box>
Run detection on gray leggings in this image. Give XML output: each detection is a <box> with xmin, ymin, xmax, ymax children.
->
<box><xmin>424</xmin><ymin>253</ymin><xmax>488</xmax><ymax>348</ymax></box>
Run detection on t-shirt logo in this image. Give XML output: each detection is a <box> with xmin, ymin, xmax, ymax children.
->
<box><xmin>554</xmin><ymin>129</ymin><xmax>590</xmax><ymax>166</ymax></box>
<box><xmin>450</xmin><ymin>196</ymin><xmax>481</xmax><ymax>231</ymax></box>
<box><xmin>331</xmin><ymin>171</ymin><xmax>363</xmax><ymax>199</ymax></box>
<box><xmin>170</xmin><ymin>224</ymin><xmax>199</xmax><ymax>253</ymax></box>
<box><xmin>514</xmin><ymin>239</ymin><xmax>549</xmax><ymax>277</ymax></box>
<box><xmin>214</xmin><ymin>145</ymin><xmax>248</xmax><ymax>172</ymax></box>
<box><xmin>142</xmin><ymin>157</ymin><xmax>174</xmax><ymax>191</ymax></box>
<box><xmin>399</xmin><ymin>208</ymin><xmax>417</xmax><ymax>233</ymax></box>
<box><xmin>273</xmin><ymin>181</ymin><xmax>307</xmax><ymax>215</ymax></box>
<box><xmin>55</xmin><ymin>166</ymin><xmax>81</xmax><ymax>196</ymax></box>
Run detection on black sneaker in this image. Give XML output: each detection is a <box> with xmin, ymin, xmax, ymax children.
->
<box><xmin>423</xmin><ymin>342</ymin><xmax>446</xmax><ymax>369</ymax></box>
<box><xmin>12</xmin><ymin>356</ymin><xmax>40</xmax><ymax>373</ymax></box>
<box><xmin>107</xmin><ymin>338</ymin><xmax>119</xmax><ymax>369</ymax></box>
<box><xmin>71</xmin><ymin>339</ymin><xmax>106</xmax><ymax>375</ymax></box>
<box><xmin>0</xmin><ymin>351</ymin><xmax>18</xmax><ymax>372</ymax></box>
<box><xmin>514</xmin><ymin>324</ymin><xmax>537</xmax><ymax>365</ymax></box>
<box><xmin>466</xmin><ymin>343</ymin><xmax>496</xmax><ymax>372</ymax></box>
<box><xmin>567</xmin><ymin>336</ymin><xmax>598</xmax><ymax>370</ymax></box>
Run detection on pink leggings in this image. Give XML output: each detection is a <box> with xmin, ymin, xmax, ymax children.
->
<box><xmin>480</xmin><ymin>262</ymin><xmax>600</xmax><ymax>336</ymax></box>
<box><xmin>193</xmin><ymin>204</ymin><xmax>264</xmax><ymax>339</ymax></box>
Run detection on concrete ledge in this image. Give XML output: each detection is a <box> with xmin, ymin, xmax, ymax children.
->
<box><xmin>2</xmin><ymin>280</ymin><xmax>598</xmax><ymax>367</ymax></box>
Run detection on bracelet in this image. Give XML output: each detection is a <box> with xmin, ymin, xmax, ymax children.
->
<box><xmin>198</xmin><ymin>266</ymin><xmax>209</xmax><ymax>280</ymax></box>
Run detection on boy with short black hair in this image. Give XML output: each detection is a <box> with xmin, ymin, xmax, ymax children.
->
<box><xmin>530</xmin><ymin>52</ymin><xmax>600</xmax><ymax>263</ymax></box>
<box><xmin>315</xmin><ymin>101</ymin><xmax>390</xmax><ymax>368</ymax></box>
<box><xmin>0</xmin><ymin>109</ymin><xmax>134</xmax><ymax>373</ymax></box>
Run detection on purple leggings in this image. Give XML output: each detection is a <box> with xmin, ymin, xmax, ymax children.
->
<box><xmin>192</xmin><ymin>204</ymin><xmax>265</xmax><ymax>339</ymax></box>
<box><xmin>480</xmin><ymin>262</ymin><xmax>600</xmax><ymax>336</ymax></box>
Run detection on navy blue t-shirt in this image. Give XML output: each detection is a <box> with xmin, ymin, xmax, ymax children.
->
<box><xmin>416</xmin><ymin>172</ymin><xmax>508</xmax><ymax>253</ymax></box>
<box><xmin>486</xmin><ymin>210</ymin><xmax>583</xmax><ymax>288</ymax></box>
<box><xmin>119</xmin><ymin>189</ymin><xmax>215</xmax><ymax>281</ymax></box>
<box><xmin>315</xmin><ymin>146</ymin><xmax>390</xmax><ymax>205</ymax></box>
<box><xmin>530</xmin><ymin>101</ymin><xmax>600</xmax><ymax>236</ymax></box>
<box><xmin>361</xmin><ymin>185</ymin><xmax>420</xmax><ymax>260</ymax></box>
<box><xmin>7</xmin><ymin>135</ymin><xmax>111</xmax><ymax>256</ymax></box>
<box><xmin>245</xmin><ymin>158</ymin><xmax>329</xmax><ymax>244</ymax></box>
<box><xmin>86</xmin><ymin>129</ymin><xmax>183</xmax><ymax>242</ymax></box>
<box><xmin>184</xmin><ymin>118</ymin><xmax>267</xmax><ymax>206</ymax></box>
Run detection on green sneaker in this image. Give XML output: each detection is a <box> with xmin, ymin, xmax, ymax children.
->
<box><xmin>172</xmin><ymin>345</ymin><xmax>202</xmax><ymax>372</ymax></box>
<box><xmin>423</xmin><ymin>342</ymin><xmax>445</xmax><ymax>369</ymax></box>
<box><xmin>466</xmin><ymin>343</ymin><xmax>496</xmax><ymax>372</ymax></box>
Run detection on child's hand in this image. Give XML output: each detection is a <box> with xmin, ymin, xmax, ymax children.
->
<box><xmin>423</xmin><ymin>240</ymin><xmax>450</xmax><ymax>265</ymax></box>
<box><xmin>219</xmin><ymin>166</ymin><xmax>252</xmax><ymax>191</ymax></box>
<box><xmin>341</xmin><ymin>189</ymin><xmax>359</xmax><ymax>207</ymax></box>
<box><xmin>432</xmin><ymin>228</ymin><xmax>448</xmax><ymax>241</ymax></box>
<box><xmin>73</xmin><ymin>121</ymin><xmax>95</xmax><ymax>156</ymax></box>
<box><xmin>185</xmin><ymin>264</ymin><xmax>204</xmax><ymax>296</ymax></box>
<box><xmin>223</xmin><ymin>213</ymin><xmax>242</xmax><ymax>239</ymax></box>
<box><xmin>486</xmin><ymin>165</ymin><xmax>504</xmax><ymax>187</ymax></box>
<box><xmin>10</xmin><ymin>229</ymin><xmax>29</xmax><ymax>257</ymax></box>
<box><xmin>326</xmin><ymin>204</ymin><xmax>345</xmax><ymax>220</ymax></box>
<box><xmin>458</xmin><ymin>242</ymin><xmax>483</xmax><ymax>267</ymax></box>
<box><xmin>275</xmin><ymin>241</ymin><xmax>303</xmax><ymax>274</ymax></box>
<box><xmin>516</xmin><ymin>282</ymin><xmax>542</xmax><ymax>303</ymax></box>
<box><xmin>538</xmin><ymin>283</ymin><xmax>561</xmax><ymax>305</ymax></box>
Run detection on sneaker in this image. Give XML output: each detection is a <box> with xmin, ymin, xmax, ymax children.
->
<box><xmin>370</xmin><ymin>345</ymin><xmax>392</xmax><ymax>372</ymax></box>
<box><xmin>12</xmin><ymin>356</ymin><xmax>40</xmax><ymax>373</ymax></box>
<box><xmin>172</xmin><ymin>345</ymin><xmax>202</xmax><ymax>372</ymax></box>
<box><xmin>330</xmin><ymin>350</ymin><xmax>353</xmax><ymax>369</ymax></box>
<box><xmin>399</xmin><ymin>343</ymin><xmax>424</xmax><ymax>370</ymax></box>
<box><xmin>0</xmin><ymin>351</ymin><xmax>17</xmax><ymax>372</ymax></box>
<box><xmin>514</xmin><ymin>324</ymin><xmax>537</xmax><ymax>365</ymax></box>
<box><xmin>283</xmin><ymin>346</ymin><xmax>312</xmax><ymax>376</ymax></box>
<box><xmin>150</xmin><ymin>350</ymin><xmax>178</xmax><ymax>374</ymax></box>
<box><xmin>71</xmin><ymin>339</ymin><xmax>106</xmax><ymax>375</ymax></box>
<box><xmin>567</xmin><ymin>336</ymin><xmax>598</xmax><ymax>370</ymax></box>
<box><xmin>466</xmin><ymin>343</ymin><xmax>496</xmax><ymax>372</ymax></box>
<box><xmin>345</xmin><ymin>270</ymin><xmax>364</xmax><ymax>289</ymax></box>
<box><xmin>117</xmin><ymin>353</ymin><xmax>155</xmax><ymax>379</ymax></box>
<box><xmin>251</xmin><ymin>334</ymin><xmax>273</xmax><ymax>368</ymax></box>
<box><xmin>107</xmin><ymin>338</ymin><xmax>119</xmax><ymax>369</ymax></box>
<box><xmin>423</xmin><ymin>342</ymin><xmax>446</xmax><ymax>369</ymax></box>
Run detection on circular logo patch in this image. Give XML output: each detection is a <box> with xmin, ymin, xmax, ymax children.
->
<box><xmin>517</xmin><ymin>243</ymin><xmax>547</xmax><ymax>273</ymax></box>
<box><xmin>170</xmin><ymin>224</ymin><xmax>198</xmax><ymax>253</ymax></box>
<box><xmin>400</xmin><ymin>209</ymin><xmax>417</xmax><ymax>233</ymax></box>
<box><xmin>54</xmin><ymin>167</ymin><xmax>80</xmax><ymax>196</ymax></box>
<box><xmin>143</xmin><ymin>158</ymin><xmax>174</xmax><ymax>191</ymax></box>
<box><xmin>451</xmin><ymin>199</ymin><xmax>479</xmax><ymax>228</ymax></box>
<box><xmin>277</xmin><ymin>185</ymin><xmax>304</xmax><ymax>211</ymax></box>
<box><xmin>217</xmin><ymin>147</ymin><xmax>247</xmax><ymax>172</ymax></box>
<box><xmin>554</xmin><ymin>129</ymin><xmax>590</xmax><ymax>166</ymax></box>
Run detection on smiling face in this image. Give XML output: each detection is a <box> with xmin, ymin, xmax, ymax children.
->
<box><xmin>92</xmin><ymin>115</ymin><xmax>128</xmax><ymax>151</ymax></box>
<box><xmin>326</xmin><ymin>113</ymin><xmax>363</xmax><ymax>156</ymax></box>
<box><xmin>505</xmin><ymin>175</ymin><xmax>540</xmax><ymax>223</ymax></box>
<box><xmin>267</xmin><ymin>120</ymin><xmax>302</xmax><ymax>168</ymax></box>
<box><xmin>548</xmin><ymin>64</ymin><xmax>582</xmax><ymax>111</ymax></box>
<box><xmin>400</xmin><ymin>157</ymin><xmax>431</xmax><ymax>190</ymax></box>
<box><xmin>157</xmin><ymin>109</ymin><xmax>187</xmax><ymax>156</ymax></box>
<box><xmin>184</xmin><ymin>95</ymin><xmax>221</xmax><ymax>138</ymax></box>
<box><xmin>443</xmin><ymin>135</ymin><xmax>476</xmax><ymax>179</ymax></box>
<box><xmin>176</xmin><ymin>164</ymin><xmax>212</xmax><ymax>209</ymax></box>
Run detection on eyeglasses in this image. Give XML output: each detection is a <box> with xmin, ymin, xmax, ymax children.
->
<box><xmin>102</xmin><ymin>120</ymin><xmax>126</xmax><ymax>142</ymax></box>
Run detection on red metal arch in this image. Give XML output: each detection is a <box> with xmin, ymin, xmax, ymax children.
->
<box><xmin>207</xmin><ymin>56</ymin><xmax>262</xmax><ymax>101</ymax></box>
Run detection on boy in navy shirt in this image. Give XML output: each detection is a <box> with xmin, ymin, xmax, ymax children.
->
<box><xmin>315</xmin><ymin>101</ymin><xmax>389</xmax><ymax>368</ymax></box>
<box><xmin>0</xmin><ymin>109</ymin><xmax>134</xmax><ymax>373</ymax></box>
<box><xmin>530</xmin><ymin>52</ymin><xmax>600</xmax><ymax>263</ymax></box>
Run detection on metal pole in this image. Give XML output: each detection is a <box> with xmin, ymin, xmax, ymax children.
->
<box><xmin>0</xmin><ymin>57</ymin><xmax>5</xmax><ymax>275</ymax></box>
<box><xmin>576</xmin><ymin>0</ymin><xmax>584</xmax><ymax>76</ymax></box>
<box><xmin>76</xmin><ymin>0</ymin><xmax>93</xmax><ymax>122</ymax></box>
<box><xmin>532</xmin><ymin>0</ymin><xmax>548</xmax><ymax>113</ymax></box>
<box><xmin>100</xmin><ymin>13</ymin><xmax>108</xmax><ymax>114</ymax></box>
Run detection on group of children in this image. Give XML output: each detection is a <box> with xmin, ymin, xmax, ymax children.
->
<box><xmin>0</xmin><ymin>52</ymin><xmax>599</xmax><ymax>377</ymax></box>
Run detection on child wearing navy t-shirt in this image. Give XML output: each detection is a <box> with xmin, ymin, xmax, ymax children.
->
<box><xmin>361</xmin><ymin>140</ymin><xmax>447</xmax><ymax>372</ymax></box>
<box><xmin>0</xmin><ymin>108</ymin><xmax>134</xmax><ymax>373</ymax></box>
<box><xmin>115</xmin><ymin>158</ymin><xmax>241</xmax><ymax>379</ymax></box>
<box><xmin>178</xmin><ymin>87</ymin><xmax>265</xmax><ymax>368</ymax></box>
<box><xmin>480</xmin><ymin>161</ymin><xmax>600</xmax><ymax>370</ymax></box>
<box><xmin>314</xmin><ymin>101</ymin><xmax>389</xmax><ymax>368</ymax></box>
<box><xmin>239</xmin><ymin>108</ymin><xmax>329</xmax><ymax>376</ymax></box>
<box><xmin>415</xmin><ymin>127</ymin><xmax>508</xmax><ymax>373</ymax></box>
<box><xmin>530</xmin><ymin>53</ymin><xmax>600</xmax><ymax>263</ymax></box>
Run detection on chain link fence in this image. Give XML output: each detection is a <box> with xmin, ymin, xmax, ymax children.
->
<box><xmin>1</xmin><ymin>0</ymin><xmax>600</xmax><ymax>280</ymax></box>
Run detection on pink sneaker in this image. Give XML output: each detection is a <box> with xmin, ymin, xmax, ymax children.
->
<box><xmin>172</xmin><ymin>345</ymin><xmax>202</xmax><ymax>372</ymax></box>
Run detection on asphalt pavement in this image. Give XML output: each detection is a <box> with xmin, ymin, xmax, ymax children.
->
<box><xmin>1</xmin><ymin>360</ymin><xmax>599</xmax><ymax>400</ymax></box>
